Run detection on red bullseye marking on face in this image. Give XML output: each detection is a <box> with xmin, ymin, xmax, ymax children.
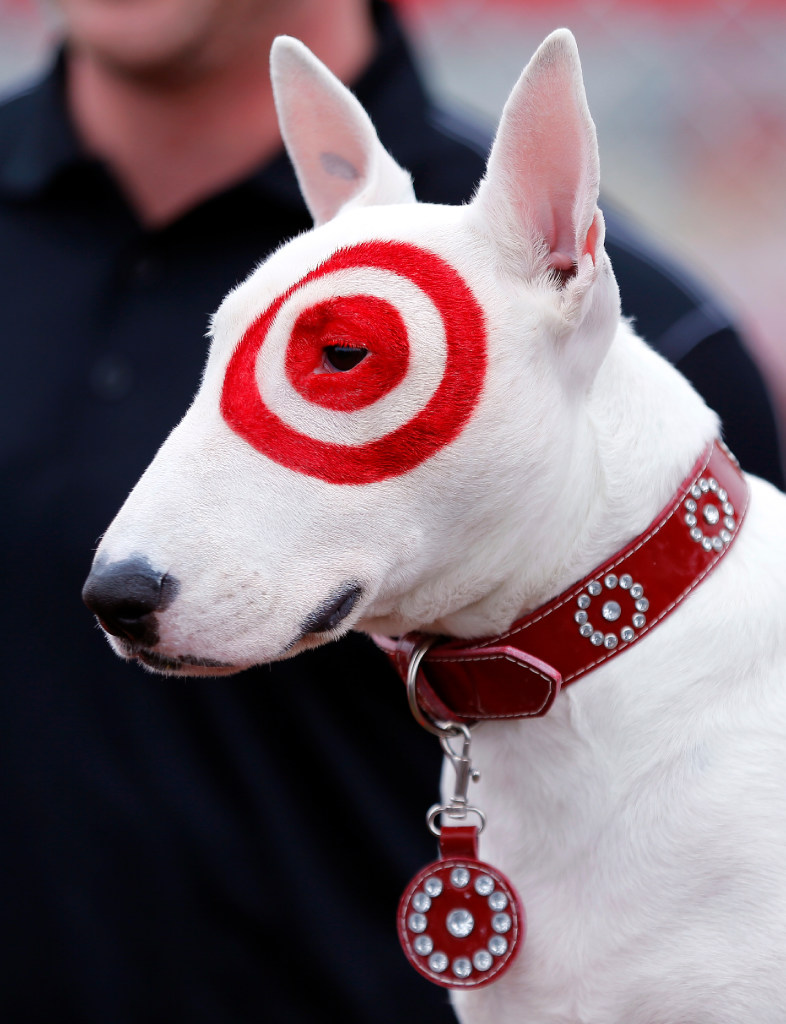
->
<box><xmin>285</xmin><ymin>295</ymin><xmax>409</xmax><ymax>412</ymax></box>
<box><xmin>220</xmin><ymin>241</ymin><xmax>487</xmax><ymax>485</ymax></box>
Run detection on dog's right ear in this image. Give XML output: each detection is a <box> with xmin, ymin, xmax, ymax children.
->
<box><xmin>271</xmin><ymin>36</ymin><xmax>415</xmax><ymax>227</ymax></box>
<box><xmin>471</xmin><ymin>30</ymin><xmax>605</xmax><ymax>305</ymax></box>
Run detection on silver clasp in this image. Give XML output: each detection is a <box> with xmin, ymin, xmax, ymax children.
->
<box><xmin>404</xmin><ymin>636</ymin><xmax>486</xmax><ymax>835</ymax></box>
<box><xmin>426</xmin><ymin>722</ymin><xmax>486</xmax><ymax>836</ymax></box>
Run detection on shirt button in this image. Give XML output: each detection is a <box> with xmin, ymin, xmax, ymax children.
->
<box><xmin>132</xmin><ymin>256</ymin><xmax>160</xmax><ymax>283</ymax></box>
<box><xmin>90</xmin><ymin>353</ymin><xmax>135</xmax><ymax>401</ymax></box>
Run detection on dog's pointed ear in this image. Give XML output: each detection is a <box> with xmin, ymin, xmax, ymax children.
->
<box><xmin>271</xmin><ymin>36</ymin><xmax>415</xmax><ymax>226</ymax></box>
<box><xmin>471</xmin><ymin>29</ymin><xmax>604</xmax><ymax>298</ymax></box>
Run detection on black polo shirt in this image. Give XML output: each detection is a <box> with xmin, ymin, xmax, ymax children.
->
<box><xmin>0</xmin><ymin>4</ymin><xmax>782</xmax><ymax>1024</ymax></box>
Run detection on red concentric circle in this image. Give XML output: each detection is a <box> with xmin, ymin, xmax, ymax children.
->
<box><xmin>220</xmin><ymin>241</ymin><xmax>487</xmax><ymax>485</ymax></box>
<box><xmin>285</xmin><ymin>295</ymin><xmax>409</xmax><ymax>412</ymax></box>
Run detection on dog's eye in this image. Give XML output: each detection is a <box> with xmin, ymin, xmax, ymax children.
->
<box><xmin>322</xmin><ymin>345</ymin><xmax>368</xmax><ymax>372</ymax></box>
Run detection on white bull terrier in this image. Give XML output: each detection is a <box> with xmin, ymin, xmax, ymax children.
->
<box><xmin>83</xmin><ymin>29</ymin><xmax>786</xmax><ymax>1023</ymax></box>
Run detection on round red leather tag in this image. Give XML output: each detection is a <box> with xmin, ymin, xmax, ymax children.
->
<box><xmin>398</xmin><ymin>853</ymin><xmax>524</xmax><ymax>989</ymax></box>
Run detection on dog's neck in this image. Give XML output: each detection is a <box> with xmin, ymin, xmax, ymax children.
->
<box><xmin>364</xmin><ymin>321</ymin><xmax>719</xmax><ymax>641</ymax></box>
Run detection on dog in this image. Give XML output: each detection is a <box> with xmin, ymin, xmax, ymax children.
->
<box><xmin>83</xmin><ymin>29</ymin><xmax>786</xmax><ymax>1022</ymax></box>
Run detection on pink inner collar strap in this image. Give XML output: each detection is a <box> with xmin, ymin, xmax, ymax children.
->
<box><xmin>374</xmin><ymin>441</ymin><xmax>749</xmax><ymax>726</ymax></box>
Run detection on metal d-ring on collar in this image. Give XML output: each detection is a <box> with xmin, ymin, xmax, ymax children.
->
<box><xmin>406</xmin><ymin>635</ymin><xmax>486</xmax><ymax>836</ymax></box>
<box><xmin>405</xmin><ymin>635</ymin><xmax>453</xmax><ymax>736</ymax></box>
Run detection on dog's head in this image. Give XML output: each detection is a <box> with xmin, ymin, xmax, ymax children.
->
<box><xmin>83</xmin><ymin>29</ymin><xmax>620</xmax><ymax>675</ymax></box>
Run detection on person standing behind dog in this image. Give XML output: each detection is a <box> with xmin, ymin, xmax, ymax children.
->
<box><xmin>0</xmin><ymin>2</ymin><xmax>782</xmax><ymax>1023</ymax></box>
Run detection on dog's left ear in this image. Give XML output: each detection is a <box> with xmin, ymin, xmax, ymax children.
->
<box><xmin>471</xmin><ymin>29</ymin><xmax>607</xmax><ymax>314</ymax></box>
<box><xmin>271</xmin><ymin>36</ymin><xmax>415</xmax><ymax>226</ymax></box>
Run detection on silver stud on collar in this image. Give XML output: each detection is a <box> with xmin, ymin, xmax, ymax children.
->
<box><xmin>576</xmin><ymin>573</ymin><xmax>649</xmax><ymax>649</ymax></box>
<box><xmin>684</xmin><ymin>481</ymin><xmax>735</xmax><ymax>550</ymax></box>
<box><xmin>601</xmin><ymin>600</ymin><xmax>621</xmax><ymax>622</ymax></box>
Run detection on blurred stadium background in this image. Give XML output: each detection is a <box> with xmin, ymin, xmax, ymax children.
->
<box><xmin>1</xmin><ymin>0</ymin><xmax>784</xmax><ymax>461</ymax></box>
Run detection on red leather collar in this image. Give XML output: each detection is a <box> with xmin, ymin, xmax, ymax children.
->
<box><xmin>375</xmin><ymin>441</ymin><xmax>748</xmax><ymax>726</ymax></box>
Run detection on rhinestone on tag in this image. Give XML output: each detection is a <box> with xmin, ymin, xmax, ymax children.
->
<box><xmin>587</xmin><ymin>581</ymin><xmax>602</xmax><ymax>596</ymax></box>
<box><xmin>621</xmin><ymin>626</ymin><xmax>635</xmax><ymax>642</ymax></box>
<box><xmin>577</xmin><ymin>594</ymin><xmax>591</xmax><ymax>610</ymax></box>
<box><xmin>489</xmin><ymin>891</ymin><xmax>508</xmax><ymax>911</ymax></box>
<box><xmin>412</xmin><ymin>892</ymin><xmax>431</xmax><ymax>913</ymax></box>
<box><xmin>429</xmin><ymin>952</ymin><xmax>448</xmax><ymax>974</ymax></box>
<box><xmin>492</xmin><ymin>913</ymin><xmax>512</xmax><ymax>934</ymax></box>
<box><xmin>424</xmin><ymin>877</ymin><xmax>443</xmax><ymax>898</ymax></box>
<box><xmin>473</xmin><ymin>950</ymin><xmax>493</xmax><ymax>971</ymax></box>
<box><xmin>575</xmin><ymin>610</ymin><xmax>588</xmax><ymax>625</ymax></box>
<box><xmin>474</xmin><ymin>876</ymin><xmax>494</xmax><ymax>896</ymax></box>
<box><xmin>604</xmin><ymin>574</ymin><xmax>618</xmax><ymax>588</ymax></box>
<box><xmin>630</xmin><ymin>583</ymin><xmax>644</xmax><ymax>599</ymax></box>
<box><xmin>414</xmin><ymin>935</ymin><xmax>434</xmax><ymax>956</ymax></box>
<box><xmin>619</xmin><ymin>574</ymin><xmax>633</xmax><ymax>589</ymax></box>
<box><xmin>450</xmin><ymin>868</ymin><xmax>470</xmax><ymax>889</ymax></box>
<box><xmin>408</xmin><ymin>913</ymin><xmax>427</xmax><ymax>933</ymax></box>
<box><xmin>590</xmin><ymin>631</ymin><xmax>604</xmax><ymax>646</ymax></box>
<box><xmin>632</xmin><ymin>613</ymin><xmax>646</xmax><ymax>629</ymax></box>
<box><xmin>453</xmin><ymin>958</ymin><xmax>472</xmax><ymax>979</ymax></box>
<box><xmin>604</xmin><ymin>634</ymin><xmax>618</xmax><ymax>650</ymax></box>
<box><xmin>488</xmin><ymin>935</ymin><xmax>508</xmax><ymax>956</ymax></box>
<box><xmin>446</xmin><ymin>909</ymin><xmax>475</xmax><ymax>938</ymax></box>
<box><xmin>579</xmin><ymin>623</ymin><xmax>593</xmax><ymax>638</ymax></box>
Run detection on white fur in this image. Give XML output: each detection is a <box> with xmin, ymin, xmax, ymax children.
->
<box><xmin>87</xmin><ymin>29</ymin><xmax>786</xmax><ymax>1021</ymax></box>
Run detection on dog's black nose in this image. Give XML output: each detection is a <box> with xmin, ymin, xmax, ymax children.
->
<box><xmin>82</xmin><ymin>556</ymin><xmax>178</xmax><ymax>646</ymax></box>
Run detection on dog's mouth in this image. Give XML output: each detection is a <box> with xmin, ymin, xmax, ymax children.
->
<box><xmin>114</xmin><ymin>640</ymin><xmax>240</xmax><ymax>676</ymax></box>
<box><xmin>298</xmin><ymin>582</ymin><xmax>363</xmax><ymax>636</ymax></box>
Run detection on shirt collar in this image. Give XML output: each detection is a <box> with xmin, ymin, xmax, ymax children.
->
<box><xmin>0</xmin><ymin>50</ymin><xmax>93</xmax><ymax>199</ymax></box>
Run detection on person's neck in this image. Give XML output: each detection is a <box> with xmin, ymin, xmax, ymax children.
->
<box><xmin>66</xmin><ymin>8</ymin><xmax>376</xmax><ymax>229</ymax></box>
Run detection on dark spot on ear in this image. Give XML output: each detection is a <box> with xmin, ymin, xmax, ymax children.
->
<box><xmin>301</xmin><ymin>583</ymin><xmax>362</xmax><ymax>635</ymax></box>
<box><xmin>320</xmin><ymin>152</ymin><xmax>360</xmax><ymax>181</ymax></box>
